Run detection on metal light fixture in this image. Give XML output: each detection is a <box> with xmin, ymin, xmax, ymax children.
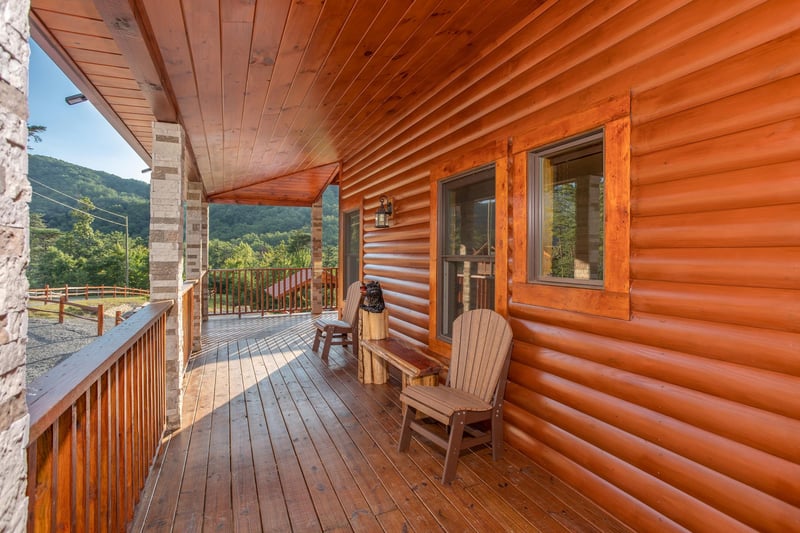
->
<box><xmin>375</xmin><ymin>195</ymin><xmax>393</xmax><ymax>228</ymax></box>
<box><xmin>65</xmin><ymin>93</ymin><xmax>88</xmax><ymax>105</ymax></box>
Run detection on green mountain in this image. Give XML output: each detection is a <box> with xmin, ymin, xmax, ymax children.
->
<box><xmin>27</xmin><ymin>154</ymin><xmax>340</xmax><ymax>245</ymax></box>
<box><xmin>28</xmin><ymin>155</ymin><xmax>150</xmax><ymax>238</ymax></box>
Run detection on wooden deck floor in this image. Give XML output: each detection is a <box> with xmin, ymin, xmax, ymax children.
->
<box><xmin>131</xmin><ymin>314</ymin><xmax>629</xmax><ymax>532</ymax></box>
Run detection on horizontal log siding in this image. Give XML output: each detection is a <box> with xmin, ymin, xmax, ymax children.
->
<box><xmin>340</xmin><ymin>1</ymin><xmax>800</xmax><ymax>531</ymax></box>
<box><xmin>362</xmin><ymin>181</ymin><xmax>433</xmax><ymax>344</ymax></box>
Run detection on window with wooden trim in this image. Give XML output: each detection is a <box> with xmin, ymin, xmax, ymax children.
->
<box><xmin>529</xmin><ymin>130</ymin><xmax>605</xmax><ymax>287</ymax></box>
<box><xmin>342</xmin><ymin>209</ymin><xmax>360</xmax><ymax>288</ymax></box>
<box><xmin>511</xmin><ymin>96</ymin><xmax>630</xmax><ymax>320</ymax></box>
<box><xmin>438</xmin><ymin>165</ymin><xmax>496</xmax><ymax>339</ymax></box>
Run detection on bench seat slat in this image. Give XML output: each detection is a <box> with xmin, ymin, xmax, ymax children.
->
<box><xmin>361</xmin><ymin>338</ymin><xmax>442</xmax><ymax>377</ymax></box>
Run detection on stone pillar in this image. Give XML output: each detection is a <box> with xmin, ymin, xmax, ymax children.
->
<box><xmin>149</xmin><ymin>122</ymin><xmax>185</xmax><ymax>431</ymax></box>
<box><xmin>311</xmin><ymin>197</ymin><xmax>323</xmax><ymax>315</ymax></box>
<box><xmin>185</xmin><ymin>181</ymin><xmax>203</xmax><ymax>351</ymax></box>
<box><xmin>201</xmin><ymin>199</ymin><xmax>209</xmax><ymax>322</ymax></box>
<box><xmin>0</xmin><ymin>1</ymin><xmax>30</xmax><ymax>530</ymax></box>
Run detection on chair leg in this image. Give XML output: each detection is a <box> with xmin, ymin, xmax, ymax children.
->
<box><xmin>398</xmin><ymin>403</ymin><xmax>415</xmax><ymax>452</ymax></box>
<box><xmin>320</xmin><ymin>326</ymin><xmax>334</xmax><ymax>361</ymax></box>
<box><xmin>312</xmin><ymin>327</ymin><xmax>322</xmax><ymax>352</ymax></box>
<box><xmin>442</xmin><ymin>411</ymin><xmax>466</xmax><ymax>484</ymax></box>
<box><xmin>491</xmin><ymin>405</ymin><xmax>504</xmax><ymax>461</ymax></box>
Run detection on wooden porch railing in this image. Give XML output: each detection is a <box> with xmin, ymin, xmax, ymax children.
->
<box><xmin>208</xmin><ymin>267</ymin><xmax>338</xmax><ymax>316</ymax></box>
<box><xmin>27</xmin><ymin>300</ymin><xmax>172</xmax><ymax>532</ymax></box>
<box><xmin>180</xmin><ymin>280</ymin><xmax>195</xmax><ymax>366</ymax></box>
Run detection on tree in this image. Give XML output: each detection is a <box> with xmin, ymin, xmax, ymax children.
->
<box><xmin>28</xmin><ymin>203</ymin><xmax>150</xmax><ymax>289</ymax></box>
<box><xmin>208</xmin><ymin>239</ymin><xmax>238</xmax><ymax>269</ymax></box>
<box><xmin>61</xmin><ymin>198</ymin><xmax>100</xmax><ymax>255</ymax></box>
<box><xmin>221</xmin><ymin>242</ymin><xmax>259</xmax><ymax>269</ymax></box>
<box><xmin>28</xmin><ymin>214</ymin><xmax>62</xmax><ymax>287</ymax></box>
<box><xmin>126</xmin><ymin>238</ymin><xmax>150</xmax><ymax>288</ymax></box>
<box><xmin>27</xmin><ymin>124</ymin><xmax>46</xmax><ymax>146</ymax></box>
<box><xmin>37</xmin><ymin>247</ymin><xmax>78</xmax><ymax>286</ymax></box>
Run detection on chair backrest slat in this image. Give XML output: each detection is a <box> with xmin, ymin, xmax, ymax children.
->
<box><xmin>341</xmin><ymin>281</ymin><xmax>363</xmax><ymax>327</ymax></box>
<box><xmin>448</xmin><ymin>309</ymin><xmax>513</xmax><ymax>403</ymax></box>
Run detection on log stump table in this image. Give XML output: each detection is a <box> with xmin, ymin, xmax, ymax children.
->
<box><xmin>358</xmin><ymin>309</ymin><xmax>388</xmax><ymax>384</ymax></box>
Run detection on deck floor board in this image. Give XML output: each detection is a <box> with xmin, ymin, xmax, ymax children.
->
<box><xmin>132</xmin><ymin>314</ymin><xmax>630</xmax><ymax>532</ymax></box>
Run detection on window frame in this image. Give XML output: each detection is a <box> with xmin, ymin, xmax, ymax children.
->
<box><xmin>428</xmin><ymin>141</ymin><xmax>508</xmax><ymax>353</ymax></box>
<box><xmin>511</xmin><ymin>96</ymin><xmax>631</xmax><ymax>320</ymax></box>
<box><xmin>529</xmin><ymin>128</ymin><xmax>605</xmax><ymax>288</ymax></box>
<box><xmin>341</xmin><ymin>208</ymin><xmax>361</xmax><ymax>289</ymax></box>
<box><xmin>436</xmin><ymin>164</ymin><xmax>496</xmax><ymax>341</ymax></box>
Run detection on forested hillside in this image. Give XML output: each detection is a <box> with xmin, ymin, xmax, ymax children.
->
<box><xmin>28</xmin><ymin>155</ymin><xmax>339</xmax><ymax>245</ymax></box>
<box><xmin>209</xmin><ymin>194</ymin><xmax>339</xmax><ymax>247</ymax></box>
<box><xmin>29</xmin><ymin>155</ymin><xmax>151</xmax><ymax>238</ymax></box>
<box><xmin>26</xmin><ymin>155</ymin><xmax>340</xmax><ymax>287</ymax></box>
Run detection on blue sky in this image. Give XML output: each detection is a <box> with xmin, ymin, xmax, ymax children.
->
<box><xmin>28</xmin><ymin>41</ymin><xmax>149</xmax><ymax>182</ymax></box>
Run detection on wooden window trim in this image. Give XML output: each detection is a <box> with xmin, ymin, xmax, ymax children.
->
<box><xmin>339</xmin><ymin>197</ymin><xmax>363</xmax><ymax>307</ymax></box>
<box><xmin>511</xmin><ymin>96</ymin><xmax>631</xmax><ymax>320</ymax></box>
<box><xmin>429</xmin><ymin>141</ymin><xmax>507</xmax><ymax>355</ymax></box>
<box><xmin>340</xmin><ymin>208</ymin><xmax>361</xmax><ymax>288</ymax></box>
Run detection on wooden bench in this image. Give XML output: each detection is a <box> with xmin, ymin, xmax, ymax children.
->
<box><xmin>359</xmin><ymin>337</ymin><xmax>445</xmax><ymax>389</ymax></box>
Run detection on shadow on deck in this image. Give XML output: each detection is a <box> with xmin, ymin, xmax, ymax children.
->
<box><xmin>131</xmin><ymin>313</ymin><xmax>628</xmax><ymax>532</ymax></box>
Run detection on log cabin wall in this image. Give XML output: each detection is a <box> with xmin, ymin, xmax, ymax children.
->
<box><xmin>339</xmin><ymin>1</ymin><xmax>800</xmax><ymax>531</ymax></box>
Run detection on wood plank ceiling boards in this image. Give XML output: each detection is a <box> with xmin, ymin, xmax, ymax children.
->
<box><xmin>29</xmin><ymin>0</ymin><xmax>541</xmax><ymax>206</ymax></box>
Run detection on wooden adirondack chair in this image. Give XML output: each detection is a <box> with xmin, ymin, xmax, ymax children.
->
<box><xmin>312</xmin><ymin>281</ymin><xmax>362</xmax><ymax>361</ymax></box>
<box><xmin>398</xmin><ymin>308</ymin><xmax>513</xmax><ymax>484</ymax></box>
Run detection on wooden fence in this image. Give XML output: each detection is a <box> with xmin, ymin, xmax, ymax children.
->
<box><xmin>208</xmin><ymin>267</ymin><xmax>338</xmax><ymax>316</ymax></box>
<box><xmin>29</xmin><ymin>284</ymin><xmax>150</xmax><ymax>300</ymax></box>
<box><xmin>27</xmin><ymin>301</ymin><xmax>171</xmax><ymax>532</ymax></box>
<box><xmin>28</xmin><ymin>295</ymin><xmax>125</xmax><ymax>336</ymax></box>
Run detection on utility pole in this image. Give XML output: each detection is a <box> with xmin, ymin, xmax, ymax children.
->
<box><xmin>125</xmin><ymin>215</ymin><xmax>129</xmax><ymax>287</ymax></box>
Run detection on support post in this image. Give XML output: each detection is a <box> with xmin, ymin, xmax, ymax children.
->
<box><xmin>149</xmin><ymin>121</ymin><xmax>186</xmax><ymax>431</ymax></box>
<box><xmin>0</xmin><ymin>1</ymin><xmax>31</xmax><ymax>528</ymax></box>
<box><xmin>185</xmin><ymin>180</ymin><xmax>204</xmax><ymax>352</ymax></box>
<box><xmin>311</xmin><ymin>196</ymin><xmax>323</xmax><ymax>315</ymax></box>
<box><xmin>97</xmin><ymin>303</ymin><xmax>104</xmax><ymax>336</ymax></box>
<box><xmin>201</xmin><ymin>199</ymin><xmax>209</xmax><ymax>322</ymax></box>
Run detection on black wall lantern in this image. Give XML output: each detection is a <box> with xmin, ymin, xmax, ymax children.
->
<box><xmin>375</xmin><ymin>195</ymin><xmax>393</xmax><ymax>228</ymax></box>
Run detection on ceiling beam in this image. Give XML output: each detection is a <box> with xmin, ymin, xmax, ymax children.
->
<box><xmin>91</xmin><ymin>0</ymin><xmax>178</xmax><ymax>123</ymax></box>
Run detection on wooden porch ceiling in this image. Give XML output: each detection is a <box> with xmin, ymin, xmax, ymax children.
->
<box><xmin>29</xmin><ymin>0</ymin><xmax>543</xmax><ymax>206</ymax></box>
<box><xmin>132</xmin><ymin>314</ymin><xmax>629</xmax><ymax>532</ymax></box>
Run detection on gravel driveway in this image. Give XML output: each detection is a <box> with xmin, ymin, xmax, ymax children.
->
<box><xmin>26</xmin><ymin>317</ymin><xmax>118</xmax><ymax>384</ymax></box>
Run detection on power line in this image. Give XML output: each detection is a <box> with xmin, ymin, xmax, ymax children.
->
<box><xmin>28</xmin><ymin>176</ymin><xmax>128</xmax><ymax>221</ymax></box>
<box><xmin>31</xmin><ymin>188</ymin><xmax>132</xmax><ymax>286</ymax></box>
<box><xmin>31</xmin><ymin>190</ymin><xmax>126</xmax><ymax>228</ymax></box>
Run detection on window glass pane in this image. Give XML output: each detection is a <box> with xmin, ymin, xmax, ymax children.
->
<box><xmin>439</xmin><ymin>166</ymin><xmax>495</xmax><ymax>340</ymax></box>
<box><xmin>445</xmin><ymin>178</ymin><xmax>495</xmax><ymax>256</ymax></box>
<box><xmin>343</xmin><ymin>210</ymin><xmax>359</xmax><ymax>287</ymax></box>
<box><xmin>535</xmin><ymin>133</ymin><xmax>604</xmax><ymax>284</ymax></box>
<box><xmin>441</xmin><ymin>259</ymin><xmax>495</xmax><ymax>337</ymax></box>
